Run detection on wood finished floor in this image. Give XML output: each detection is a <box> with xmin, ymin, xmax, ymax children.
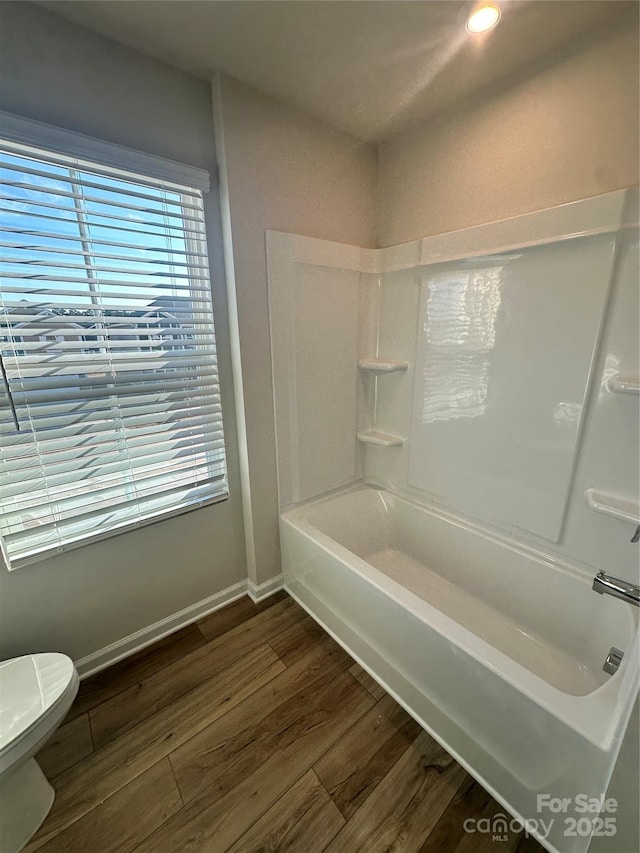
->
<box><xmin>30</xmin><ymin>593</ymin><xmax>546</xmax><ymax>853</ymax></box>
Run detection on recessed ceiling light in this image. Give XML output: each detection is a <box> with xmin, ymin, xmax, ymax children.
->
<box><xmin>466</xmin><ymin>5</ymin><xmax>501</xmax><ymax>34</ymax></box>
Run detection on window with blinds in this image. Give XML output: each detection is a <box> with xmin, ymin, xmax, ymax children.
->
<box><xmin>0</xmin><ymin>123</ymin><xmax>228</xmax><ymax>569</ymax></box>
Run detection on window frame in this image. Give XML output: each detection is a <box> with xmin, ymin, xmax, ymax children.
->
<box><xmin>0</xmin><ymin>112</ymin><xmax>229</xmax><ymax>570</ymax></box>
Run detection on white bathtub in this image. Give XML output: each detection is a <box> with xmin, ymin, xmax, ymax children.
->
<box><xmin>280</xmin><ymin>485</ymin><xmax>639</xmax><ymax>853</ymax></box>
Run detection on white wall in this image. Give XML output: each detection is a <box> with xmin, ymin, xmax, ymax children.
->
<box><xmin>378</xmin><ymin>20</ymin><xmax>640</xmax><ymax>245</ymax></box>
<box><xmin>215</xmin><ymin>74</ymin><xmax>377</xmax><ymax>584</ymax></box>
<box><xmin>0</xmin><ymin>2</ymin><xmax>247</xmax><ymax>662</ymax></box>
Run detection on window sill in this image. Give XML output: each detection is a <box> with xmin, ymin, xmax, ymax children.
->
<box><xmin>3</xmin><ymin>491</ymin><xmax>229</xmax><ymax>571</ymax></box>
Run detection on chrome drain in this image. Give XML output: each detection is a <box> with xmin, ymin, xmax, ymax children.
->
<box><xmin>603</xmin><ymin>647</ymin><xmax>624</xmax><ymax>675</ymax></box>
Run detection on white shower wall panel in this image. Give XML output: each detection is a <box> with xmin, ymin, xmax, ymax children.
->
<box><xmin>405</xmin><ymin>235</ymin><xmax>616</xmax><ymax>542</ymax></box>
<box><xmin>266</xmin><ymin>233</ymin><xmax>372</xmax><ymax>506</ymax></box>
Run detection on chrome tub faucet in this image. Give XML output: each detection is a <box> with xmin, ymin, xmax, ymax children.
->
<box><xmin>592</xmin><ymin>523</ymin><xmax>640</xmax><ymax>607</ymax></box>
<box><xmin>592</xmin><ymin>572</ymin><xmax>640</xmax><ymax>607</ymax></box>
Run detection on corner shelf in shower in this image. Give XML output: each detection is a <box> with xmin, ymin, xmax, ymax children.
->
<box><xmin>357</xmin><ymin>430</ymin><xmax>405</xmax><ymax>447</ymax></box>
<box><xmin>608</xmin><ymin>374</ymin><xmax>640</xmax><ymax>395</ymax></box>
<box><xmin>585</xmin><ymin>488</ymin><xmax>640</xmax><ymax>525</ymax></box>
<box><xmin>358</xmin><ymin>358</ymin><xmax>409</xmax><ymax>374</ymax></box>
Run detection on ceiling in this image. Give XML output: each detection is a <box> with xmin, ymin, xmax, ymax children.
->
<box><xmin>40</xmin><ymin>1</ymin><xmax>635</xmax><ymax>143</ymax></box>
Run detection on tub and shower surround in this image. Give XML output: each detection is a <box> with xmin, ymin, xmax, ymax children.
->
<box><xmin>266</xmin><ymin>187</ymin><xmax>640</xmax><ymax>853</ymax></box>
<box><xmin>281</xmin><ymin>486</ymin><xmax>638</xmax><ymax>853</ymax></box>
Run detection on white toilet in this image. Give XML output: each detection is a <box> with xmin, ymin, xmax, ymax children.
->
<box><xmin>0</xmin><ymin>653</ymin><xmax>79</xmax><ymax>853</ymax></box>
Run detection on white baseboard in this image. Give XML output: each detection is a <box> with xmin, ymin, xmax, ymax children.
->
<box><xmin>75</xmin><ymin>580</ymin><xmax>248</xmax><ymax>679</ymax></box>
<box><xmin>247</xmin><ymin>574</ymin><xmax>284</xmax><ymax>603</ymax></box>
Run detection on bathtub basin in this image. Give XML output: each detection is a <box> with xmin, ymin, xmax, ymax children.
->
<box><xmin>280</xmin><ymin>484</ymin><xmax>639</xmax><ymax>853</ymax></box>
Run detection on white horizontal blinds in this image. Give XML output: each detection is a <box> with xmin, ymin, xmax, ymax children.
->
<box><xmin>0</xmin><ymin>137</ymin><xmax>227</xmax><ymax>568</ymax></box>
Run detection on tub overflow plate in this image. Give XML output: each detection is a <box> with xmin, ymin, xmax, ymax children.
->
<box><xmin>603</xmin><ymin>647</ymin><xmax>624</xmax><ymax>675</ymax></box>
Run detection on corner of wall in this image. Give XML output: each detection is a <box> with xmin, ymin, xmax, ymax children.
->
<box><xmin>373</xmin><ymin>141</ymin><xmax>382</xmax><ymax>250</ymax></box>
<box><xmin>210</xmin><ymin>72</ymin><xmax>258</xmax><ymax>587</ymax></box>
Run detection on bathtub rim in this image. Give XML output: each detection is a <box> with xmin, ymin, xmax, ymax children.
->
<box><xmin>285</xmin><ymin>480</ymin><xmax>639</xmax><ymax>589</ymax></box>
<box><xmin>280</xmin><ymin>484</ymin><xmax>640</xmax><ymax>751</ymax></box>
